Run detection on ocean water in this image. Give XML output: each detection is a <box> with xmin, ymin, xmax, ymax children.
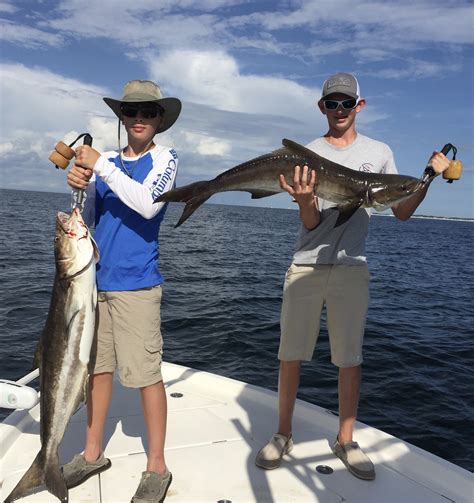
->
<box><xmin>0</xmin><ymin>188</ymin><xmax>472</xmax><ymax>472</ymax></box>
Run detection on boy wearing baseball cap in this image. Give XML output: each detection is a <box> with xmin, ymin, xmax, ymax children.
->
<box><xmin>256</xmin><ymin>73</ymin><xmax>450</xmax><ymax>480</ymax></box>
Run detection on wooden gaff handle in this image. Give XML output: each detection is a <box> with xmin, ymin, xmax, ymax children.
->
<box><xmin>48</xmin><ymin>141</ymin><xmax>76</xmax><ymax>170</ymax></box>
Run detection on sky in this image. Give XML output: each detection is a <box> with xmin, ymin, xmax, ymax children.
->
<box><xmin>0</xmin><ymin>0</ymin><xmax>473</xmax><ymax>218</ymax></box>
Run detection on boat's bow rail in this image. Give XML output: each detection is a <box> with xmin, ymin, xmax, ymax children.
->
<box><xmin>0</xmin><ymin>369</ymin><xmax>40</xmax><ymax>411</ymax></box>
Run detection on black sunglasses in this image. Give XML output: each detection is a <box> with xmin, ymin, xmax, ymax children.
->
<box><xmin>120</xmin><ymin>103</ymin><xmax>163</xmax><ymax>119</ymax></box>
<box><xmin>323</xmin><ymin>98</ymin><xmax>358</xmax><ymax>110</ymax></box>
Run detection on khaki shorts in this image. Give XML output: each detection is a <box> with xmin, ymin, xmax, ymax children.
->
<box><xmin>89</xmin><ymin>285</ymin><xmax>164</xmax><ymax>388</ymax></box>
<box><xmin>278</xmin><ymin>264</ymin><xmax>370</xmax><ymax>367</ymax></box>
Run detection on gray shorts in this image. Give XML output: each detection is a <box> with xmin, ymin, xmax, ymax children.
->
<box><xmin>278</xmin><ymin>264</ymin><xmax>370</xmax><ymax>367</ymax></box>
<box><xmin>89</xmin><ymin>285</ymin><xmax>164</xmax><ymax>388</ymax></box>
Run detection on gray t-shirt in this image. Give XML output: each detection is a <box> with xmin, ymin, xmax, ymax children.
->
<box><xmin>293</xmin><ymin>134</ymin><xmax>398</xmax><ymax>266</ymax></box>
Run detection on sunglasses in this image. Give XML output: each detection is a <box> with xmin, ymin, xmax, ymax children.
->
<box><xmin>120</xmin><ymin>103</ymin><xmax>163</xmax><ymax>119</ymax></box>
<box><xmin>323</xmin><ymin>98</ymin><xmax>358</xmax><ymax>110</ymax></box>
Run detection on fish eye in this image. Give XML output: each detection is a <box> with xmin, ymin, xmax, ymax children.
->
<box><xmin>401</xmin><ymin>184</ymin><xmax>406</xmax><ymax>191</ymax></box>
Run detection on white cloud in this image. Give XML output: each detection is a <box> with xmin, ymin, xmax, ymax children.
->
<box><xmin>0</xmin><ymin>142</ymin><xmax>14</xmax><ymax>156</ymax></box>
<box><xmin>0</xmin><ymin>0</ymin><xmax>16</xmax><ymax>14</ymax></box>
<box><xmin>0</xmin><ymin>0</ymin><xmax>469</xmax><ymax>132</ymax></box>
<box><xmin>0</xmin><ymin>61</ymin><xmax>315</xmax><ymax>190</ymax></box>
<box><xmin>355</xmin><ymin>49</ymin><xmax>391</xmax><ymax>63</ymax></box>
<box><xmin>0</xmin><ymin>19</ymin><xmax>63</xmax><ymax>48</ymax></box>
<box><xmin>1</xmin><ymin>63</ymin><xmax>106</xmax><ymax>132</ymax></box>
<box><xmin>3</xmin><ymin>0</ymin><xmax>470</xmax><ymax>69</ymax></box>
<box><xmin>148</xmin><ymin>49</ymin><xmax>319</xmax><ymax>121</ymax></box>
<box><xmin>42</xmin><ymin>2</ymin><xmax>220</xmax><ymax>51</ymax></box>
<box><xmin>374</xmin><ymin>58</ymin><xmax>462</xmax><ymax>80</ymax></box>
<box><xmin>250</xmin><ymin>1</ymin><xmax>474</xmax><ymax>45</ymax></box>
<box><xmin>185</xmin><ymin>132</ymin><xmax>232</xmax><ymax>156</ymax></box>
<box><xmin>0</xmin><ymin>54</ymin><xmax>394</xmax><ymax>193</ymax></box>
<box><xmin>0</xmin><ymin>64</ymin><xmax>118</xmax><ymax>191</ymax></box>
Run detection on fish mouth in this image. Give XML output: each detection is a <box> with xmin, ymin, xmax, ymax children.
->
<box><xmin>397</xmin><ymin>177</ymin><xmax>424</xmax><ymax>197</ymax></box>
<box><xmin>57</xmin><ymin>212</ymin><xmax>71</xmax><ymax>232</ymax></box>
<box><xmin>57</xmin><ymin>208</ymin><xmax>84</xmax><ymax>225</ymax></box>
<box><xmin>56</xmin><ymin>210</ymin><xmax>88</xmax><ymax>240</ymax></box>
<box><xmin>409</xmin><ymin>179</ymin><xmax>425</xmax><ymax>194</ymax></box>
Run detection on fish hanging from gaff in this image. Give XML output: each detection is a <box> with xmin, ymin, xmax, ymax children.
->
<box><xmin>5</xmin><ymin>208</ymin><xmax>99</xmax><ymax>503</ymax></box>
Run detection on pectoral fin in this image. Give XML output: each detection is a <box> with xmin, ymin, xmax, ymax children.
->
<box><xmin>250</xmin><ymin>189</ymin><xmax>281</xmax><ymax>199</ymax></box>
<box><xmin>32</xmin><ymin>337</ymin><xmax>43</xmax><ymax>373</ymax></box>
<box><xmin>67</xmin><ymin>309</ymin><xmax>86</xmax><ymax>340</ymax></box>
<box><xmin>91</xmin><ymin>236</ymin><xmax>100</xmax><ymax>263</ymax></box>
<box><xmin>335</xmin><ymin>199</ymin><xmax>363</xmax><ymax>227</ymax></box>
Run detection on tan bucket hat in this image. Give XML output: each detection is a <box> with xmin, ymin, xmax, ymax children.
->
<box><xmin>103</xmin><ymin>80</ymin><xmax>182</xmax><ymax>133</ymax></box>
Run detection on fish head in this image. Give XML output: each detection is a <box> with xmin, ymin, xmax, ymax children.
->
<box><xmin>368</xmin><ymin>175</ymin><xmax>423</xmax><ymax>210</ymax></box>
<box><xmin>55</xmin><ymin>208</ymin><xmax>99</xmax><ymax>279</ymax></box>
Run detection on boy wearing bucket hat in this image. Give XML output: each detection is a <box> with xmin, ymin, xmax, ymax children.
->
<box><xmin>63</xmin><ymin>79</ymin><xmax>181</xmax><ymax>502</ymax></box>
<box><xmin>255</xmin><ymin>73</ymin><xmax>449</xmax><ymax>480</ymax></box>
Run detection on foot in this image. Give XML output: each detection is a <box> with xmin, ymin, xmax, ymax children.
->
<box><xmin>62</xmin><ymin>452</ymin><xmax>112</xmax><ymax>489</ymax></box>
<box><xmin>131</xmin><ymin>470</ymin><xmax>173</xmax><ymax>503</ymax></box>
<box><xmin>332</xmin><ymin>438</ymin><xmax>375</xmax><ymax>480</ymax></box>
<box><xmin>255</xmin><ymin>433</ymin><xmax>293</xmax><ymax>470</ymax></box>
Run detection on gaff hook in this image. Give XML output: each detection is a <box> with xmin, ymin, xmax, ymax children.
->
<box><xmin>421</xmin><ymin>143</ymin><xmax>461</xmax><ymax>185</ymax></box>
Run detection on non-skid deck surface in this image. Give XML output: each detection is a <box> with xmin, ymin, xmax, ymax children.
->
<box><xmin>1</xmin><ymin>362</ymin><xmax>471</xmax><ymax>502</ymax></box>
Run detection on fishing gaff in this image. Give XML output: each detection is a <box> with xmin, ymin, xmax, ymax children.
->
<box><xmin>421</xmin><ymin>143</ymin><xmax>462</xmax><ymax>185</ymax></box>
<box><xmin>48</xmin><ymin>133</ymin><xmax>94</xmax><ymax>212</ymax></box>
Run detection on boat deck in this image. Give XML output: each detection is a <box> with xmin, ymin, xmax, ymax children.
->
<box><xmin>1</xmin><ymin>362</ymin><xmax>472</xmax><ymax>502</ymax></box>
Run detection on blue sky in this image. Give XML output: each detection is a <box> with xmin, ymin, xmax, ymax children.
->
<box><xmin>1</xmin><ymin>0</ymin><xmax>473</xmax><ymax>218</ymax></box>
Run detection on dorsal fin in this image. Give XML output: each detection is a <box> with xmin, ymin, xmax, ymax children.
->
<box><xmin>282</xmin><ymin>138</ymin><xmax>319</xmax><ymax>160</ymax></box>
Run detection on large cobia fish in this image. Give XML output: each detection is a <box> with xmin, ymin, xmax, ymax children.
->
<box><xmin>5</xmin><ymin>208</ymin><xmax>99</xmax><ymax>503</ymax></box>
<box><xmin>156</xmin><ymin>138</ymin><xmax>424</xmax><ymax>227</ymax></box>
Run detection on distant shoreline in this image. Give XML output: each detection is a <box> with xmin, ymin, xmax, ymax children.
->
<box><xmin>372</xmin><ymin>212</ymin><xmax>474</xmax><ymax>223</ymax></box>
<box><xmin>1</xmin><ymin>187</ymin><xmax>473</xmax><ymax>223</ymax></box>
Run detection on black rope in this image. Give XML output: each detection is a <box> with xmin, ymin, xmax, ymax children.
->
<box><xmin>68</xmin><ymin>133</ymin><xmax>93</xmax><ymax>148</ymax></box>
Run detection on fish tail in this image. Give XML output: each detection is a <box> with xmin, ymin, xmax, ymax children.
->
<box><xmin>44</xmin><ymin>454</ymin><xmax>68</xmax><ymax>502</ymax></box>
<box><xmin>155</xmin><ymin>181</ymin><xmax>212</xmax><ymax>227</ymax></box>
<box><xmin>176</xmin><ymin>193</ymin><xmax>211</xmax><ymax>227</ymax></box>
<box><xmin>155</xmin><ymin>180</ymin><xmax>211</xmax><ymax>204</ymax></box>
<box><xmin>4</xmin><ymin>452</ymin><xmax>44</xmax><ymax>502</ymax></box>
<box><xmin>4</xmin><ymin>452</ymin><xmax>68</xmax><ymax>503</ymax></box>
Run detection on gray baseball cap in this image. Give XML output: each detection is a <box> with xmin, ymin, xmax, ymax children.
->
<box><xmin>321</xmin><ymin>73</ymin><xmax>360</xmax><ymax>99</ymax></box>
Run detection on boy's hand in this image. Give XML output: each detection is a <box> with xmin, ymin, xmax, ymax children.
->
<box><xmin>67</xmin><ymin>164</ymin><xmax>93</xmax><ymax>189</ymax></box>
<box><xmin>74</xmin><ymin>145</ymin><xmax>101</xmax><ymax>171</ymax></box>
<box><xmin>279</xmin><ymin>165</ymin><xmax>317</xmax><ymax>207</ymax></box>
<box><xmin>427</xmin><ymin>151</ymin><xmax>450</xmax><ymax>175</ymax></box>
